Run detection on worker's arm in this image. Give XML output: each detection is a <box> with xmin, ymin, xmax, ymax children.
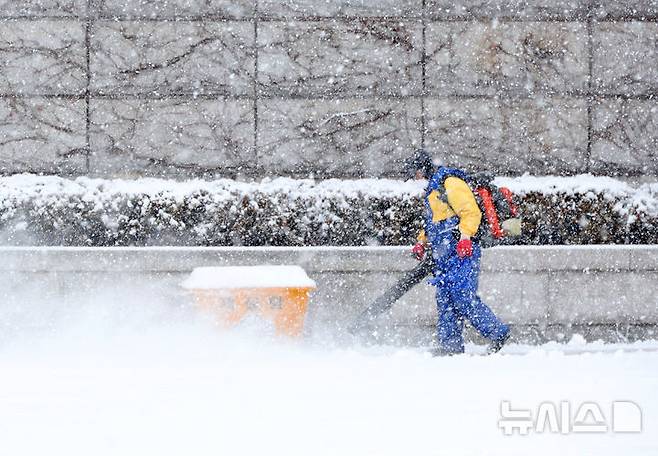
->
<box><xmin>444</xmin><ymin>177</ymin><xmax>481</xmax><ymax>238</ymax></box>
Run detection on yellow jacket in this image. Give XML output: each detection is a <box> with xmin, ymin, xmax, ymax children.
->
<box><xmin>418</xmin><ymin>176</ymin><xmax>482</xmax><ymax>243</ymax></box>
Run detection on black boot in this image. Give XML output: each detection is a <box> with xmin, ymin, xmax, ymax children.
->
<box><xmin>487</xmin><ymin>332</ymin><xmax>510</xmax><ymax>355</ymax></box>
<box><xmin>429</xmin><ymin>346</ymin><xmax>463</xmax><ymax>357</ymax></box>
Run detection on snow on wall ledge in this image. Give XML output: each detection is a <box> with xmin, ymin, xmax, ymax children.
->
<box><xmin>0</xmin><ymin>245</ymin><xmax>656</xmax><ymax>345</ymax></box>
<box><xmin>0</xmin><ymin>173</ymin><xmax>657</xmax><ymax>246</ymax></box>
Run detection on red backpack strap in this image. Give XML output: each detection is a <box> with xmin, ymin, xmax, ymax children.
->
<box><xmin>499</xmin><ymin>187</ymin><xmax>519</xmax><ymax>217</ymax></box>
<box><xmin>476</xmin><ymin>187</ymin><xmax>504</xmax><ymax>239</ymax></box>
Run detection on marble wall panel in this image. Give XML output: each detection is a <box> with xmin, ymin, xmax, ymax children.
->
<box><xmin>0</xmin><ymin>20</ymin><xmax>86</xmax><ymax>95</ymax></box>
<box><xmin>426</xmin><ymin>0</ymin><xmax>589</xmax><ymax>19</ymax></box>
<box><xmin>92</xmin><ymin>0</ymin><xmax>253</xmax><ymax>19</ymax></box>
<box><xmin>89</xmin><ymin>98</ymin><xmax>254</xmax><ymax>176</ymax></box>
<box><xmin>90</xmin><ymin>21</ymin><xmax>254</xmax><ymax>96</ymax></box>
<box><xmin>0</xmin><ymin>0</ymin><xmax>86</xmax><ymax>17</ymax></box>
<box><xmin>590</xmin><ymin>99</ymin><xmax>658</xmax><ymax>175</ymax></box>
<box><xmin>258</xmin><ymin>21</ymin><xmax>423</xmax><ymax>97</ymax></box>
<box><xmin>257</xmin><ymin>99</ymin><xmax>422</xmax><ymax>177</ymax></box>
<box><xmin>593</xmin><ymin>22</ymin><xmax>658</xmax><ymax>96</ymax></box>
<box><xmin>426</xmin><ymin>22</ymin><xmax>588</xmax><ymax>96</ymax></box>
<box><xmin>1</xmin><ymin>2</ymin><xmax>654</xmax><ymax>179</ymax></box>
<box><xmin>592</xmin><ymin>1</ymin><xmax>658</xmax><ymax>19</ymax></box>
<box><xmin>424</xmin><ymin>97</ymin><xmax>588</xmax><ymax>174</ymax></box>
<box><xmin>0</xmin><ymin>97</ymin><xmax>87</xmax><ymax>173</ymax></box>
<box><xmin>258</xmin><ymin>0</ymin><xmax>422</xmax><ymax>18</ymax></box>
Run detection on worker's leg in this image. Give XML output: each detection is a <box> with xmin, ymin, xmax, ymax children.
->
<box><xmin>435</xmin><ymin>278</ymin><xmax>465</xmax><ymax>354</ymax></box>
<box><xmin>446</xmin><ymin>244</ymin><xmax>509</xmax><ymax>342</ymax></box>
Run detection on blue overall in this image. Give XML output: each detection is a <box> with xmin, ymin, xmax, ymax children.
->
<box><xmin>425</xmin><ymin>167</ymin><xmax>509</xmax><ymax>354</ymax></box>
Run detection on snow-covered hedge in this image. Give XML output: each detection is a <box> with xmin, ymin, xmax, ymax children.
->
<box><xmin>497</xmin><ymin>175</ymin><xmax>658</xmax><ymax>245</ymax></box>
<box><xmin>0</xmin><ymin>174</ymin><xmax>656</xmax><ymax>246</ymax></box>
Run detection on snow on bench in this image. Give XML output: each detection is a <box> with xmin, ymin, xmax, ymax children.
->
<box><xmin>181</xmin><ymin>265</ymin><xmax>316</xmax><ymax>290</ymax></box>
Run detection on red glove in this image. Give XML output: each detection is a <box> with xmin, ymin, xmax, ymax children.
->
<box><xmin>456</xmin><ymin>238</ymin><xmax>473</xmax><ymax>258</ymax></box>
<box><xmin>411</xmin><ymin>243</ymin><xmax>426</xmax><ymax>261</ymax></box>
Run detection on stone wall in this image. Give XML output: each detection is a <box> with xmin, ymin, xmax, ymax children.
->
<box><xmin>0</xmin><ymin>1</ymin><xmax>656</xmax><ymax>178</ymax></box>
<box><xmin>1</xmin><ymin>245</ymin><xmax>656</xmax><ymax>345</ymax></box>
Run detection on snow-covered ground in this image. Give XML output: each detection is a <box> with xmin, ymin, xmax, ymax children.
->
<box><xmin>0</xmin><ymin>294</ymin><xmax>656</xmax><ymax>456</ymax></box>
